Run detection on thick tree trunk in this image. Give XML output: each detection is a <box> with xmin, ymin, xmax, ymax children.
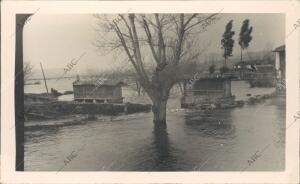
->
<box><xmin>241</xmin><ymin>46</ymin><xmax>243</xmax><ymax>62</ymax></box>
<box><xmin>152</xmin><ymin>98</ymin><xmax>167</xmax><ymax>125</ymax></box>
<box><xmin>136</xmin><ymin>81</ymin><xmax>141</xmax><ymax>96</ymax></box>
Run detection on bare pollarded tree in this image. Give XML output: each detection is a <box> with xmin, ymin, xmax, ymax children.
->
<box><xmin>94</xmin><ymin>13</ymin><xmax>220</xmax><ymax>126</ymax></box>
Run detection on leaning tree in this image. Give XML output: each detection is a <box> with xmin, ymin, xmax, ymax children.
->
<box><xmin>221</xmin><ymin>20</ymin><xmax>235</xmax><ymax>67</ymax></box>
<box><xmin>94</xmin><ymin>13</ymin><xmax>220</xmax><ymax>125</ymax></box>
<box><xmin>239</xmin><ymin>19</ymin><xmax>253</xmax><ymax>62</ymax></box>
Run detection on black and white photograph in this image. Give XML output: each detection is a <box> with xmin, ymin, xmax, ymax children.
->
<box><xmin>1</xmin><ymin>1</ymin><xmax>299</xmax><ymax>183</ymax></box>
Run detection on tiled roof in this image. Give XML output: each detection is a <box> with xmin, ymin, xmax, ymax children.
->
<box><xmin>273</xmin><ymin>45</ymin><xmax>285</xmax><ymax>52</ymax></box>
<box><xmin>73</xmin><ymin>79</ymin><xmax>124</xmax><ymax>86</ymax></box>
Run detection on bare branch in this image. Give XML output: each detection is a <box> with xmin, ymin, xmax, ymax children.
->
<box><xmin>185</xmin><ymin>13</ymin><xmax>220</xmax><ymax>31</ymax></box>
<box><xmin>142</xmin><ymin>16</ymin><xmax>160</xmax><ymax>64</ymax></box>
<box><xmin>155</xmin><ymin>14</ymin><xmax>166</xmax><ymax>65</ymax></box>
<box><xmin>128</xmin><ymin>14</ymin><xmax>151</xmax><ymax>87</ymax></box>
<box><xmin>111</xmin><ymin>21</ymin><xmax>140</xmax><ymax>74</ymax></box>
<box><xmin>173</xmin><ymin>14</ymin><xmax>185</xmax><ymax>65</ymax></box>
<box><xmin>184</xmin><ymin>14</ymin><xmax>198</xmax><ymax>27</ymax></box>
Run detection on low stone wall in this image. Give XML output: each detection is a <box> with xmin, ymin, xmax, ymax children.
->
<box><xmin>125</xmin><ymin>102</ymin><xmax>152</xmax><ymax>114</ymax></box>
<box><xmin>25</xmin><ymin>101</ymin><xmax>151</xmax><ymax>120</ymax></box>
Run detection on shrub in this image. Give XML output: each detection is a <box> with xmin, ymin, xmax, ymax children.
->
<box><xmin>209</xmin><ymin>65</ymin><xmax>215</xmax><ymax>74</ymax></box>
<box><xmin>219</xmin><ymin>66</ymin><xmax>230</xmax><ymax>74</ymax></box>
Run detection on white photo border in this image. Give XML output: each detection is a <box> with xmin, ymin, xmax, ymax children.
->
<box><xmin>1</xmin><ymin>1</ymin><xmax>300</xmax><ymax>183</ymax></box>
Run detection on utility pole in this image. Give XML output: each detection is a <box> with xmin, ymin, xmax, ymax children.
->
<box><xmin>40</xmin><ymin>62</ymin><xmax>49</xmax><ymax>94</ymax></box>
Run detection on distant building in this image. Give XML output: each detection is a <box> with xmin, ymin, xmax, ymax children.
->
<box><xmin>73</xmin><ymin>77</ymin><xmax>124</xmax><ymax>103</ymax></box>
<box><xmin>246</xmin><ymin>64</ymin><xmax>276</xmax><ymax>87</ymax></box>
<box><xmin>233</xmin><ymin>59</ymin><xmax>276</xmax><ymax>87</ymax></box>
<box><xmin>181</xmin><ymin>74</ymin><xmax>235</xmax><ymax>109</ymax></box>
<box><xmin>273</xmin><ymin>45</ymin><xmax>285</xmax><ymax>94</ymax></box>
<box><xmin>273</xmin><ymin>45</ymin><xmax>285</xmax><ymax>81</ymax></box>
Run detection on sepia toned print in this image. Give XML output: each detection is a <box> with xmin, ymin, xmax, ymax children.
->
<box><xmin>1</xmin><ymin>1</ymin><xmax>299</xmax><ymax>184</ymax></box>
<box><xmin>20</xmin><ymin>13</ymin><xmax>286</xmax><ymax>172</ymax></box>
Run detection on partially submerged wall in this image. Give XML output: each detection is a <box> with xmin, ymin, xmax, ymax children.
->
<box><xmin>24</xmin><ymin>101</ymin><xmax>151</xmax><ymax>120</ymax></box>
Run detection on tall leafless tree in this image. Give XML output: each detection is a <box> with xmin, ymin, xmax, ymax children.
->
<box><xmin>94</xmin><ymin>13</ymin><xmax>220</xmax><ymax>126</ymax></box>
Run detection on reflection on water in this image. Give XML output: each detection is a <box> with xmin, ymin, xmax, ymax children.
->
<box><xmin>150</xmin><ymin>123</ymin><xmax>179</xmax><ymax>171</ymax></box>
<box><xmin>184</xmin><ymin>109</ymin><xmax>236</xmax><ymax>140</ymax></box>
<box><xmin>24</xmin><ymin>97</ymin><xmax>285</xmax><ymax>171</ymax></box>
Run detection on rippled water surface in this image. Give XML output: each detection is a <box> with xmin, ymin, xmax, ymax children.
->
<box><xmin>24</xmin><ymin>95</ymin><xmax>285</xmax><ymax>171</ymax></box>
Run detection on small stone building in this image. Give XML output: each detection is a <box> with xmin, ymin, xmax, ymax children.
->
<box><xmin>273</xmin><ymin>45</ymin><xmax>286</xmax><ymax>94</ymax></box>
<box><xmin>246</xmin><ymin>64</ymin><xmax>276</xmax><ymax>87</ymax></box>
<box><xmin>73</xmin><ymin>78</ymin><xmax>124</xmax><ymax>103</ymax></box>
<box><xmin>273</xmin><ymin>45</ymin><xmax>285</xmax><ymax>81</ymax></box>
<box><xmin>181</xmin><ymin>74</ymin><xmax>235</xmax><ymax>109</ymax></box>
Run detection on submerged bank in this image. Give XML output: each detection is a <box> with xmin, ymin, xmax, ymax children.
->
<box><xmin>24</xmin><ymin>93</ymin><xmax>284</xmax><ymax>130</ymax></box>
<box><xmin>24</xmin><ymin>101</ymin><xmax>151</xmax><ymax>120</ymax></box>
<box><xmin>23</xmin><ymin>80</ymin><xmax>281</xmax><ymax>129</ymax></box>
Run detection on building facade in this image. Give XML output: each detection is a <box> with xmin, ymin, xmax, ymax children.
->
<box><xmin>246</xmin><ymin>64</ymin><xmax>276</xmax><ymax>87</ymax></box>
<box><xmin>181</xmin><ymin>75</ymin><xmax>235</xmax><ymax>109</ymax></box>
<box><xmin>273</xmin><ymin>45</ymin><xmax>286</xmax><ymax>94</ymax></box>
<box><xmin>273</xmin><ymin>45</ymin><xmax>285</xmax><ymax>81</ymax></box>
<box><xmin>73</xmin><ymin>78</ymin><xmax>124</xmax><ymax>103</ymax></box>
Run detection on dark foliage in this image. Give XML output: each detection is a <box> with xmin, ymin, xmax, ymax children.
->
<box><xmin>239</xmin><ymin>19</ymin><xmax>253</xmax><ymax>49</ymax></box>
<box><xmin>209</xmin><ymin>64</ymin><xmax>215</xmax><ymax>74</ymax></box>
<box><xmin>219</xmin><ymin>66</ymin><xmax>230</xmax><ymax>74</ymax></box>
<box><xmin>221</xmin><ymin>20</ymin><xmax>235</xmax><ymax>66</ymax></box>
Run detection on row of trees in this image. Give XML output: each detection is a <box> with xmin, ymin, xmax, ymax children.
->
<box><xmin>221</xmin><ymin>19</ymin><xmax>253</xmax><ymax>67</ymax></box>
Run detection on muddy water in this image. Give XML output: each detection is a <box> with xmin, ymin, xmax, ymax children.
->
<box><xmin>24</xmin><ymin>96</ymin><xmax>285</xmax><ymax>171</ymax></box>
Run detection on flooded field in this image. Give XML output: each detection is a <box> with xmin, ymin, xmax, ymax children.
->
<box><xmin>24</xmin><ymin>79</ymin><xmax>286</xmax><ymax>171</ymax></box>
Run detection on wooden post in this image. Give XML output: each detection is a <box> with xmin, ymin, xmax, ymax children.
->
<box><xmin>40</xmin><ymin>62</ymin><xmax>49</xmax><ymax>94</ymax></box>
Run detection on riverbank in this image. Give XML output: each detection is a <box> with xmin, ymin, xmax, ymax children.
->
<box><xmin>24</xmin><ymin>93</ymin><xmax>285</xmax><ymax>129</ymax></box>
<box><xmin>23</xmin><ymin>80</ymin><xmax>280</xmax><ymax>128</ymax></box>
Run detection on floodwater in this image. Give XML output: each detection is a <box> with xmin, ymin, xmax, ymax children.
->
<box><xmin>24</xmin><ymin>79</ymin><xmax>286</xmax><ymax>171</ymax></box>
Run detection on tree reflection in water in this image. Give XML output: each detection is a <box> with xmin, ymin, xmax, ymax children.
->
<box><xmin>151</xmin><ymin>122</ymin><xmax>179</xmax><ymax>171</ymax></box>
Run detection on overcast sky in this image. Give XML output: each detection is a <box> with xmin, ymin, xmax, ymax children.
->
<box><xmin>23</xmin><ymin>13</ymin><xmax>285</xmax><ymax>76</ymax></box>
